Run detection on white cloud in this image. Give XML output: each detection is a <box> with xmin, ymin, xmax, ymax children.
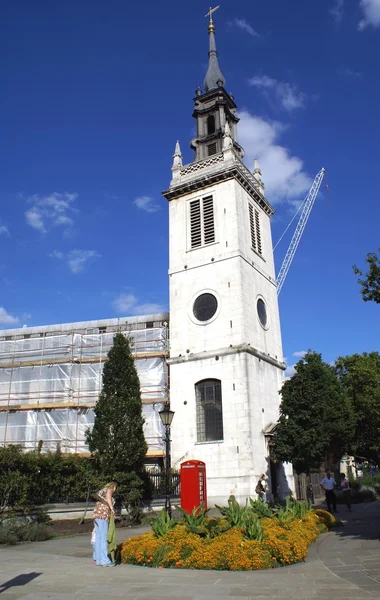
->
<box><xmin>231</xmin><ymin>18</ymin><xmax>259</xmax><ymax>37</ymax></box>
<box><xmin>112</xmin><ymin>293</ymin><xmax>166</xmax><ymax>316</ymax></box>
<box><xmin>0</xmin><ymin>225</ymin><xmax>10</xmax><ymax>237</ymax></box>
<box><xmin>133</xmin><ymin>303</ymin><xmax>167</xmax><ymax>315</ymax></box>
<box><xmin>112</xmin><ymin>293</ymin><xmax>137</xmax><ymax>312</ymax></box>
<box><xmin>238</xmin><ymin>110</ymin><xmax>312</xmax><ymax>203</ymax></box>
<box><xmin>358</xmin><ymin>0</ymin><xmax>380</xmax><ymax>29</ymax></box>
<box><xmin>25</xmin><ymin>192</ymin><xmax>78</xmax><ymax>234</ymax></box>
<box><xmin>338</xmin><ymin>67</ymin><xmax>362</xmax><ymax>79</ymax></box>
<box><xmin>293</xmin><ymin>350</ymin><xmax>307</xmax><ymax>358</ymax></box>
<box><xmin>249</xmin><ymin>75</ymin><xmax>305</xmax><ymax>112</ymax></box>
<box><xmin>0</xmin><ymin>307</ymin><xmax>19</xmax><ymax>325</ymax></box>
<box><xmin>50</xmin><ymin>249</ymin><xmax>100</xmax><ymax>273</ymax></box>
<box><xmin>329</xmin><ymin>0</ymin><xmax>344</xmax><ymax>23</ymax></box>
<box><xmin>284</xmin><ymin>364</ymin><xmax>296</xmax><ymax>378</ymax></box>
<box><xmin>134</xmin><ymin>196</ymin><xmax>161</xmax><ymax>213</ymax></box>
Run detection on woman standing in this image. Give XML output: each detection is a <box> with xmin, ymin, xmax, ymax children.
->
<box><xmin>92</xmin><ymin>481</ymin><xmax>117</xmax><ymax>567</ymax></box>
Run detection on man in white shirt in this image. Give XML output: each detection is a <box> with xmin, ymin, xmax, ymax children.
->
<box><xmin>320</xmin><ymin>470</ymin><xmax>337</xmax><ymax>513</ymax></box>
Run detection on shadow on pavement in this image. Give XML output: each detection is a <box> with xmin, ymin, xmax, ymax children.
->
<box><xmin>0</xmin><ymin>572</ymin><xmax>42</xmax><ymax>595</ymax></box>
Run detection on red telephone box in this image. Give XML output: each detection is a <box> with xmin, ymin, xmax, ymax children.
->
<box><xmin>180</xmin><ymin>460</ymin><xmax>207</xmax><ymax>514</ymax></box>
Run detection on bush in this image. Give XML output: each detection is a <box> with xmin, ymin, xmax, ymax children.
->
<box><xmin>119</xmin><ymin>497</ymin><xmax>324</xmax><ymax>571</ymax></box>
<box><xmin>335</xmin><ymin>488</ymin><xmax>376</xmax><ymax>504</ymax></box>
<box><xmin>0</xmin><ymin>445</ymin><xmax>152</xmax><ymax>517</ymax></box>
<box><xmin>151</xmin><ymin>508</ymin><xmax>176</xmax><ymax>537</ymax></box>
<box><xmin>0</xmin><ymin>516</ymin><xmax>54</xmax><ymax>545</ymax></box>
<box><xmin>314</xmin><ymin>509</ymin><xmax>338</xmax><ymax>528</ymax></box>
<box><xmin>119</xmin><ymin>513</ymin><xmax>321</xmax><ymax>571</ymax></box>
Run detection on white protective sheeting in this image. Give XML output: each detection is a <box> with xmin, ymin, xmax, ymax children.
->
<box><xmin>0</xmin><ymin>327</ymin><xmax>167</xmax><ymax>453</ymax></box>
<box><xmin>0</xmin><ymin>403</ymin><xmax>165</xmax><ymax>452</ymax></box>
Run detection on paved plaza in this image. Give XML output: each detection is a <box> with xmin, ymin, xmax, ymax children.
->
<box><xmin>0</xmin><ymin>502</ymin><xmax>379</xmax><ymax>600</ymax></box>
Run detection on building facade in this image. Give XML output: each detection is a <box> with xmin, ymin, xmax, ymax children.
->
<box><xmin>163</xmin><ymin>14</ymin><xmax>293</xmax><ymax>503</ymax></box>
<box><xmin>0</xmin><ymin>14</ymin><xmax>294</xmax><ymax>504</ymax></box>
<box><xmin>0</xmin><ymin>315</ymin><xmax>168</xmax><ymax>463</ymax></box>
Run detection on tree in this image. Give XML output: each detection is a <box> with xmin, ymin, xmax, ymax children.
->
<box><xmin>353</xmin><ymin>249</ymin><xmax>380</xmax><ymax>304</ymax></box>
<box><xmin>335</xmin><ymin>352</ymin><xmax>380</xmax><ymax>466</ymax></box>
<box><xmin>86</xmin><ymin>333</ymin><xmax>147</xmax><ymax>475</ymax></box>
<box><xmin>273</xmin><ymin>351</ymin><xmax>355</xmax><ymax>473</ymax></box>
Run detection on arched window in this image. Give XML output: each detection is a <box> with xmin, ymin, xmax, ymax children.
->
<box><xmin>207</xmin><ymin>115</ymin><xmax>216</xmax><ymax>135</ymax></box>
<box><xmin>195</xmin><ymin>379</ymin><xmax>224</xmax><ymax>442</ymax></box>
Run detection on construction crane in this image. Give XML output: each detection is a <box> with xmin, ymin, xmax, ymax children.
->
<box><xmin>276</xmin><ymin>167</ymin><xmax>325</xmax><ymax>295</ymax></box>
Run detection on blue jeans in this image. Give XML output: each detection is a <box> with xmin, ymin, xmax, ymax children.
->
<box><xmin>94</xmin><ymin>518</ymin><xmax>112</xmax><ymax>566</ymax></box>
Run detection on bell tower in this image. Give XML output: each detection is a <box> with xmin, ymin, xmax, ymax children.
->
<box><xmin>163</xmin><ymin>10</ymin><xmax>294</xmax><ymax>504</ymax></box>
<box><xmin>190</xmin><ymin>11</ymin><xmax>244</xmax><ymax>161</ymax></box>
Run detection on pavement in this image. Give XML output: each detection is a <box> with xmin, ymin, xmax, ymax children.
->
<box><xmin>0</xmin><ymin>501</ymin><xmax>379</xmax><ymax>600</ymax></box>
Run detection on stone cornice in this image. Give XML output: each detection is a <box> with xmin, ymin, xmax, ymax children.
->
<box><xmin>167</xmin><ymin>343</ymin><xmax>285</xmax><ymax>370</ymax></box>
<box><xmin>163</xmin><ymin>157</ymin><xmax>274</xmax><ymax>216</ymax></box>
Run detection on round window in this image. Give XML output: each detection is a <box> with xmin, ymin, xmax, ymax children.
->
<box><xmin>257</xmin><ymin>298</ymin><xmax>267</xmax><ymax>327</ymax></box>
<box><xmin>193</xmin><ymin>293</ymin><xmax>218</xmax><ymax>322</ymax></box>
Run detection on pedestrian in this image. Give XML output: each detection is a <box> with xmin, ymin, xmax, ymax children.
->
<box><xmin>92</xmin><ymin>481</ymin><xmax>117</xmax><ymax>567</ymax></box>
<box><xmin>320</xmin><ymin>470</ymin><xmax>337</xmax><ymax>513</ymax></box>
<box><xmin>340</xmin><ymin>473</ymin><xmax>352</xmax><ymax>512</ymax></box>
<box><xmin>255</xmin><ymin>473</ymin><xmax>267</xmax><ymax>501</ymax></box>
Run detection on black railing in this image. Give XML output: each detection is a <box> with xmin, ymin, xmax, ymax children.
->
<box><xmin>148</xmin><ymin>471</ymin><xmax>180</xmax><ymax>499</ymax></box>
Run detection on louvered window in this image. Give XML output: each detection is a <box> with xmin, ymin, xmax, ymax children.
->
<box><xmin>255</xmin><ymin>209</ymin><xmax>262</xmax><ymax>255</ymax></box>
<box><xmin>248</xmin><ymin>203</ymin><xmax>263</xmax><ymax>256</ymax></box>
<box><xmin>190</xmin><ymin>195</ymin><xmax>215</xmax><ymax>249</ymax></box>
<box><xmin>190</xmin><ymin>199</ymin><xmax>202</xmax><ymax>248</ymax></box>
<box><xmin>207</xmin><ymin>142</ymin><xmax>217</xmax><ymax>156</ymax></box>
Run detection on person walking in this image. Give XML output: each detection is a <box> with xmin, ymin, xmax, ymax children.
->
<box><xmin>92</xmin><ymin>481</ymin><xmax>117</xmax><ymax>567</ymax></box>
<box><xmin>255</xmin><ymin>473</ymin><xmax>267</xmax><ymax>501</ymax></box>
<box><xmin>340</xmin><ymin>473</ymin><xmax>352</xmax><ymax>512</ymax></box>
<box><xmin>320</xmin><ymin>470</ymin><xmax>337</xmax><ymax>513</ymax></box>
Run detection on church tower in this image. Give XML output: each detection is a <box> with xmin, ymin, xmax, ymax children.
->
<box><xmin>163</xmin><ymin>11</ymin><xmax>293</xmax><ymax>504</ymax></box>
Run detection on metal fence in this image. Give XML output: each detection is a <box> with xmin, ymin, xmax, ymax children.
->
<box><xmin>148</xmin><ymin>472</ymin><xmax>181</xmax><ymax>499</ymax></box>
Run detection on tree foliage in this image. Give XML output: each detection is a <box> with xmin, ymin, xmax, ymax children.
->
<box><xmin>353</xmin><ymin>249</ymin><xmax>380</xmax><ymax>304</ymax></box>
<box><xmin>86</xmin><ymin>333</ymin><xmax>147</xmax><ymax>474</ymax></box>
<box><xmin>273</xmin><ymin>352</ymin><xmax>355</xmax><ymax>473</ymax></box>
<box><xmin>335</xmin><ymin>352</ymin><xmax>380</xmax><ymax>466</ymax></box>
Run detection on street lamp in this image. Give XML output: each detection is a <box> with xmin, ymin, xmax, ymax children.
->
<box><xmin>159</xmin><ymin>406</ymin><xmax>175</xmax><ymax>517</ymax></box>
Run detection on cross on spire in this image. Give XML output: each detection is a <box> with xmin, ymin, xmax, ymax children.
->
<box><xmin>205</xmin><ymin>5</ymin><xmax>220</xmax><ymax>32</ymax></box>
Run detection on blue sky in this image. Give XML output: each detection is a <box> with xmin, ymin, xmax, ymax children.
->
<box><xmin>1</xmin><ymin>0</ymin><xmax>379</xmax><ymax>373</ymax></box>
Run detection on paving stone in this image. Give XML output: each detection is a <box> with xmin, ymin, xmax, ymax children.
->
<box><xmin>1</xmin><ymin>501</ymin><xmax>380</xmax><ymax>600</ymax></box>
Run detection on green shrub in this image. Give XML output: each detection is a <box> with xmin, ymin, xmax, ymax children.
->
<box><xmin>22</xmin><ymin>523</ymin><xmax>55</xmax><ymax>542</ymax></box>
<box><xmin>249</xmin><ymin>498</ymin><xmax>273</xmax><ymax>518</ymax></box>
<box><xmin>243</xmin><ymin>513</ymin><xmax>263</xmax><ymax>542</ymax></box>
<box><xmin>335</xmin><ymin>488</ymin><xmax>376</xmax><ymax>504</ymax></box>
<box><xmin>216</xmin><ymin>495</ymin><xmax>250</xmax><ymax>527</ymax></box>
<box><xmin>0</xmin><ymin>445</ymin><xmax>151</xmax><ymax>519</ymax></box>
<box><xmin>0</xmin><ymin>516</ymin><xmax>54</xmax><ymax>545</ymax></box>
<box><xmin>176</xmin><ymin>504</ymin><xmax>210</xmax><ymax>528</ymax></box>
<box><xmin>151</xmin><ymin>508</ymin><xmax>177</xmax><ymax>538</ymax></box>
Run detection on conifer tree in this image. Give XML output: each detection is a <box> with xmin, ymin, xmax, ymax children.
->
<box><xmin>86</xmin><ymin>333</ymin><xmax>147</xmax><ymax>474</ymax></box>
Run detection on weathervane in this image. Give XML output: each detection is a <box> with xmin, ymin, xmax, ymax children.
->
<box><xmin>205</xmin><ymin>5</ymin><xmax>220</xmax><ymax>30</ymax></box>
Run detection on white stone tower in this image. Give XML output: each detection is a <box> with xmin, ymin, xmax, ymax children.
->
<box><xmin>163</xmin><ymin>12</ymin><xmax>293</xmax><ymax>504</ymax></box>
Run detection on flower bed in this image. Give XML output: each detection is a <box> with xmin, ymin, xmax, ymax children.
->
<box><xmin>119</xmin><ymin>497</ymin><xmax>331</xmax><ymax>571</ymax></box>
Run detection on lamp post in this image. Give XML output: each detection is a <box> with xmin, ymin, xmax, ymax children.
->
<box><xmin>159</xmin><ymin>406</ymin><xmax>175</xmax><ymax>518</ymax></box>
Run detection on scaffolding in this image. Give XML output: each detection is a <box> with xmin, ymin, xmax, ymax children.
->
<box><xmin>0</xmin><ymin>315</ymin><xmax>169</xmax><ymax>455</ymax></box>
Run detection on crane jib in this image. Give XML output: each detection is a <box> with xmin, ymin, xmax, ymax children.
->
<box><xmin>276</xmin><ymin>168</ymin><xmax>325</xmax><ymax>295</ymax></box>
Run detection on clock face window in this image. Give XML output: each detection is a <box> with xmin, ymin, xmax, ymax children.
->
<box><xmin>257</xmin><ymin>298</ymin><xmax>267</xmax><ymax>328</ymax></box>
<box><xmin>193</xmin><ymin>293</ymin><xmax>218</xmax><ymax>322</ymax></box>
